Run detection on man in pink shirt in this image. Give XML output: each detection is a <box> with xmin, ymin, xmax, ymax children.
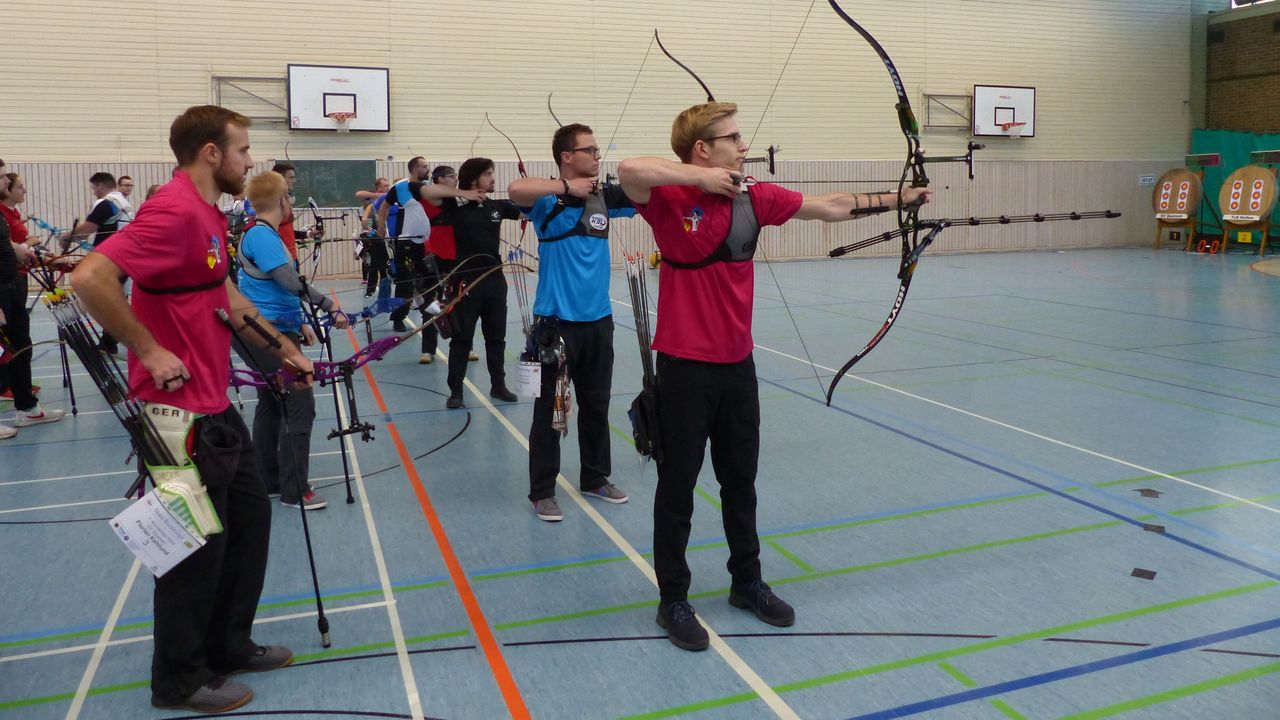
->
<box><xmin>619</xmin><ymin>101</ymin><xmax>931</xmax><ymax>651</ymax></box>
<box><xmin>74</xmin><ymin>105</ymin><xmax>315</xmax><ymax>713</ymax></box>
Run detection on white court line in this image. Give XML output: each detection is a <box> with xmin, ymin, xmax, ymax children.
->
<box><xmin>64</xmin><ymin>559</ymin><xmax>140</xmax><ymax>720</ymax></box>
<box><xmin>453</xmin><ymin>359</ymin><xmax>800</xmax><ymax>720</ymax></box>
<box><xmin>335</xmin><ymin>363</ymin><xmax>425</xmax><ymax>720</ymax></box>
<box><xmin>611</xmin><ymin>296</ymin><xmax>1280</xmax><ymax>516</ymax></box>
<box><xmin>752</xmin><ymin>342</ymin><xmax>1280</xmax><ymax>516</ymax></box>
<box><xmin>0</xmin><ymin>450</ymin><xmax>348</xmax><ymax>488</ymax></box>
<box><xmin>0</xmin><ymin>600</ymin><xmax>390</xmax><ymax>666</ymax></box>
<box><xmin>0</xmin><ymin>497</ymin><xmax>127</xmax><ymax>515</ymax></box>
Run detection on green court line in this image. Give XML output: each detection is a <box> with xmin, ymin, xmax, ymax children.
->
<box><xmin>765</xmin><ymin>540</ymin><xmax>814</xmax><ymax>574</ymax></box>
<box><xmin>1056</xmin><ymin>660</ymin><xmax>1280</xmax><ymax>720</ymax></box>
<box><xmin>620</xmin><ymin>581</ymin><xmax>1278</xmax><ymax>719</ymax></box>
<box><xmin>0</xmin><ymin>630</ymin><xmax>473</xmax><ymax>713</ymax></box>
<box><xmin>1041</xmin><ymin>369</ymin><xmax>1280</xmax><ymax>430</ymax></box>
<box><xmin>938</xmin><ymin>662</ymin><xmax>1028</xmax><ymax>720</ymax></box>
<box><xmin>694</xmin><ymin>486</ymin><xmax>723</xmax><ymax>510</ymax></box>
<box><xmin>607</xmin><ymin>419</ymin><xmax>721</xmax><ymax>510</ymax></box>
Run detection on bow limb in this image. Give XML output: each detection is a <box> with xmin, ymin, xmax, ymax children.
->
<box><xmin>548</xmin><ymin>92</ymin><xmax>564</xmax><ymax>128</ymax></box>
<box><xmin>654</xmin><ymin>30</ymin><xmax>715</xmax><ymax>102</ymax></box>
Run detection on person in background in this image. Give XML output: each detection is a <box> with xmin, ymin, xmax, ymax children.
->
<box><xmin>357</xmin><ymin>177</ymin><xmax>391</xmax><ymax>297</ymax></box>
<box><xmin>0</xmin><ymin>168</ymin><xmax>64</xmax><ymax>435</ymax></box>
<box><xmin>70</xmin><ymin>172</ymin><xmax>128</xmax><ymax>354</ymax></box>
<box><xmin>376</xmin><ymin>157</ymin><xmax>430</xmax><ymax>331</ymax></box>
<box><xmin>113</xmin><ymin>175</ymin><xmax>136</xmax><ymax>228</ymax></box>
<box><xmin>235</xmin><ymin>170</ymin><xmax>348</xmax><ymax>511</ymax></box>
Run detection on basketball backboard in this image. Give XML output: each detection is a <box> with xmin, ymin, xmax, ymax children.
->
<box><xmin>287</xmin><ymin>64</ymin><xmax>390</xmax><ymax>132</ymax></box>
<box><xmin>973</xmin><ymin>85</ymin><xmax>1036</xmax><ymax>138</ymax></box>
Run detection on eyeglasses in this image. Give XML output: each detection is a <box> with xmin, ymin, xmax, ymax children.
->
<box><xmin>703</xmin><ymin>132</ymin><xmax>743</xmax><ymax>145</ymax></box>
<box><xmin>570</xmin><ymin>146</ymin><xmax>602</xmax><ymax>157</ymax></box>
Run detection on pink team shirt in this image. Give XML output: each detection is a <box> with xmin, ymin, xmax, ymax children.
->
<box><xmin>96</xmin><ymin>171</ymin><xmax>233</xmax><ymax>414</ymax></box>
<box><xmin>636</xmin><ymin>182</ymin><xmax>802</xmax><ymax>363</ymax></box>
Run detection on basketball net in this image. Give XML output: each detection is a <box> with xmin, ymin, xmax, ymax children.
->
<box><xmin>1000</xmin><ymin>121</ymin><xmax>1026</xmax><ymax>138</ymax></box>
<box><xmin>328</xmin><ymin>112</ymin><xmax>356</xmax><ymax>133</ymax></box>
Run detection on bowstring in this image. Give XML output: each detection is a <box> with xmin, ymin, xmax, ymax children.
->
<box><xmin>746</xmin><ymin>0</ymin><xmax>826</xmax><ymax>397</ymax></box>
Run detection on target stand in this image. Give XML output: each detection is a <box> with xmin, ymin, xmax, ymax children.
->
<box><xmin>1152</xmin><ymin>167</ymin><xmax>1204</xmax><ymax>252</ymax></box>
<box><xmin>1219</xmin><ymin>164</ymin><xmax>1278</xmax><ymax>257</ymax></box>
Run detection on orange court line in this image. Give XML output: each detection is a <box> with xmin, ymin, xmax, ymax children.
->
<box><xmin>343</xmin><ymin>323</ymin><xmax>531</xmax><ymax>720</ymax></box>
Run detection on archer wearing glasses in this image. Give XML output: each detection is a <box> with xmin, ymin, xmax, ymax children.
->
<box><xmin>618</xmin><ymin>101</ymin><xmax>931</xmax><ymax>652</ymax></box>
<box><xmin>508</xmin><ymin>123</ymin><xmax>637</xmax><ymax>523</ymax></box>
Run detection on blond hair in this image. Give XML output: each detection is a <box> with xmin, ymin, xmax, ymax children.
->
<box><xmin>246</xmin><ymin>170</ymin><xmax>288</xmax><ymax>209</ymax></box>
<box><xmin>670</xmin><ymin>101</ymin><xmax>738</xmax><ymax>162</ymax></box>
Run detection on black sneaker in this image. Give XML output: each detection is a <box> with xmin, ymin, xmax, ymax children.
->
<box><xmin>656</xmin><ymin>600</ymin><xmax>709</xmax><ymax>651</ymax></box>
<box><xmin>490</xmin><ymin>386</ymin><xmax>518</xmax><ymax>402</ymax></box>
<box><xmin>728</xmin><ymin>580</ymin><xmax>795</xmax><ymax>627</ymax></box>
<box><xmin>392</xmin><ymin>320</ymin><xmax>408</xmax><ymax>332</ymax></box>
<box><xmin>446</xmin><ymin>393</ymin><xmax>465</xmax><ymax>409</ymax></box>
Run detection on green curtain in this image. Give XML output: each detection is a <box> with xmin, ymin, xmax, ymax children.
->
<box><xmin>1189</xmin><ymin>129</ymin><xmax>1280</xmax><ymax>237</ymax></box>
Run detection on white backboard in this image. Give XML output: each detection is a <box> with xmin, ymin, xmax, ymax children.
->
<box><xmin>287</xmin><ymin>64</ymin><xmax>390</xmax><ymax>132</ymax></box>
<box><xmin>973</xmin><ymin>85</ymin><xmax>1036</xmax><ymax>138</ymax></box>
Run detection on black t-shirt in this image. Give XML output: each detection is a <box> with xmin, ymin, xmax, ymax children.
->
<box><xmin>87</xmin><ymin>198</ymin><xmax>121</xmax><ymax>247</ymax></box>
<box><xmin>415</xmin><ymin>187</ymin><xmax>521</xmax><ymax>282</ymax></box>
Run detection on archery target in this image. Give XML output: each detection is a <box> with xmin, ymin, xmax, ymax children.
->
<box><xmin>1152</xmin><ymin>168</ymin><xmax>1200</xmax><ymax>221</ymax></box>
<box><xmin>1220</xmin><ymin>166</ymin><xmax>1278</xmax><ymax>224</ymax></box>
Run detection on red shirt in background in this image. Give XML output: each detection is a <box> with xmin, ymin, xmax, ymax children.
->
<box><xmin>636</xmin><ymin>181</ymin><xmax>802</xmax><ymax>363</ymax></box>
<box><xmin>96</xmin><ymin>170</ymin><xmax>233</xmax><ymax>414</ymax></box>
<box><xmin>0</xmin><ymin>205</ymin><xmax>30</xmax><ymax>245</ymax></box>
<box><xmin>424</xmin><ymin>201</ymin><xmax>456</xmax><ymax>260</ymax></box>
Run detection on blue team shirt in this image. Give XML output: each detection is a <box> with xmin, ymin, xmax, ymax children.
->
<box><xmin>237</xmin><ymin>223</ymin><xmax>303</xmax><ymax>331</ymax></box>
<box><xmin>524</xmin><ymin>189</ymin><xmax>636</xmax><ymax>321</ymax></box>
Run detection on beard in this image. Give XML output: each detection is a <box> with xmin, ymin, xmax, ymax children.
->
<box><xmin>213</xmin><ymin>159</ymin><xmax>246</xmax><ymax>196</ymax></box>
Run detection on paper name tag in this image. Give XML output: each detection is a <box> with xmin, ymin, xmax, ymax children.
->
<box><xmin>517</xmin><ymin>361</ymin><xmax>542</xmax><ymax>398</ymax></box>
<box><xmin>110</xmin><ymin>492</ymin><xmax>205</xmax><ymax>577</ymax></box>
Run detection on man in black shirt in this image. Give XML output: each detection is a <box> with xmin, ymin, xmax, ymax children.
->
<box><xmin>408</xmin><ymin>158</ymin><xmax>522</xmax><ymax>408</ymax></box>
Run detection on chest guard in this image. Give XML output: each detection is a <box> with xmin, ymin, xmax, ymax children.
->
<box><xmin>661</xmin><ymin>190</ymin><xmax>760</xmax><ymax>270</ymax></box>
<box><xmin>538</xmin><ymin>190</ymin><xmax>611</xmax><ymax>243</ymax></box>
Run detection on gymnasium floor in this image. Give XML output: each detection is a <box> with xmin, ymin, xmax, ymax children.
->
<box><xmin>1</xmin><ymin>246</ymin><xmax>1278</xmax><ymax>719</ymax></box>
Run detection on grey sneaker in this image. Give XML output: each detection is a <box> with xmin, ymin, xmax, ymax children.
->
<box><xmin>281</xmin><ymin>490</ymin><xmax>327</xmax><ymax>510</ymax></box>
<box><xmin>532</xmin><ymin>497</ymin><xmax>563</xmax><ymax>522</ymax></box>
<box><xmin>151</xmin><ymin>675</ymin><xmax>253</xmax><ymax>713</ymax></box>
<box><xmin>220</xmin><ymin>645</ymin><xmax>293</xmax><ymax>675</ymax></box>
<box><xmin>583</xmin><ymin>482</ymin><xmax>628</xmax><ymax>504</ymax></box>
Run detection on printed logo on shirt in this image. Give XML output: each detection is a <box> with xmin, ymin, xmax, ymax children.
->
<box><xmin>682</xmin><ymin>207</ymin><xmax>705</xmax><ymax>233</ymax></box>
<box><xmin>588</xmin><ymin>213</ymin><xmax>608</xmax><ymax>231</ymax></box>
<box><xmin>207</xmin><ymin>234</ymin><xmax>222</xmax><ymax>269</ymax></box>
<box><xmin>490</xmin><ymin>209</ymin><xmax>502</xmax><ymax>222</ymax></box>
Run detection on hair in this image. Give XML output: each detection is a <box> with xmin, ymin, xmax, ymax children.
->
<box><xmin>0</xmin><ymin>173</ymin><xmax>19</xmax><ymax>202</ymax></box>
<box><xmin>117</xmin><ymin>175</ymin><xmax>133</xmax><ymax>184</ymax></box>
<box><xmin>431</xmin><ymin>165</ymin><xmax>456</xmax><ymax>183</ymax></box>
<box><xmin>271</xmin><ymin>162</ymin><xmax>295</xmax><ymax>176</ymax></box>
<box><xmin>670</xmin><ymin>101</ymin><xmax>738</xmax><ymax>162</ymax></box>
<box><xmin>89</xmin><ymin>172</ymin><xmax>116</xmax><ymax>188</ymax></box>
<box><xmin>374</xmin><ymin>176</ymin><xmax>390</xmax><ymax>189</ymax></box>
<box><xmin>145</xmin><ymin>184</ymin><xmax>162</xmax><ymax>199</ymax></box>
<box><xmin>408</xmin><ymin>156</ymin><xmax>427</xmax><ymax>174</ymax></box>
<box><xmin>246</xmin><ymin>170</ymin><xmax>289</xmax><ymax>210</ymax></box>
<box><xmin>552</xmin><ymin>123</ymin><xmax>593</xmax><ymax>167</ymax></box>
<box><xmin>169</xmin><ymin>105</ymin><xmax>252</xmax><ymax>166</ymax></box>
<box><xmin>457</xmin><ymin>158</ymin><xmax>494</xmax><ymax>190</ymax></box>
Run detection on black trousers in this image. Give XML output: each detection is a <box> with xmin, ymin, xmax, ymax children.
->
<box><xmin>152</xmin><ymin>407</ymin><xmax>271</xmax><ymax>702</ymax></box>
<box><xmin>389</xmin><ymin>239</ymin><xmax>425</xmax><ymax>324</ymax></box>
<box><xmin>446</xmin><ymin>274</ymin><xmax>507</xmax><ymax>395</ymax></box>
<box><xmin>419</xmin><ymin>257</ymin><xmax>450</xmax><ymax>355</ymax></box>
<box><xmin>652</xmin><ymin>352</ymin><xmax>762</xmax><ymax>604</ymax></box>
<box><xmin>235</xmin><ymin>332</ymin><xmax>315</xmax><ymax>504</ymax></box>
<box><xmin>528</xmin><ymin>316</ymin><xmax>614</xmax><ymax>501</ymax></box>
<box><xmin>362</xmin><ymin>239</ymin><xmax>389</xmax><ymax>294</ymax></box>
<box><xmin>0</xmin><ymin>275</ymin><xmax>38</xmax><ymax>411</ymax></box>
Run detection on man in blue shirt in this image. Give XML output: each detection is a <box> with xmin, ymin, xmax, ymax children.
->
<box><xmin>236</xmin><ymin>171</ymin><xmax>348</xmax><ymax>511</ymax></box>
<box><xmin>376</xmin><ymin>157</ymin><xmax>430</xmax><ymax>331</ymax></box>
<box><xmin>509</xmin><ymin>123</ymin><xmax>637</xmax><ymax>522</ymax></box>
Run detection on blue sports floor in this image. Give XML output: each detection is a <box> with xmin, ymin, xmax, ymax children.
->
<box><xmin>1</xmin><ymin>246</ymin><xmax>1278</xmax><ymax>719</ymax></box>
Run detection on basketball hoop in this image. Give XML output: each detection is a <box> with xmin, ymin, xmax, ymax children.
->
<box><xmin>327</xmin><ymin>112</ymin><xmax>356</xmax><ymax>133</ymax></box>
<box><xmin>1000</xmin><ymin>121</ymin><xmax>1026</xmax><ymax>138</ymax></box>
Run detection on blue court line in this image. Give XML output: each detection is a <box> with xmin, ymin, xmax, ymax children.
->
<box><xmin>0</xmin><ymin>574</ymin><xmax>447</xmax><ymax>645</ymax></box>
<box><xmin>798</xmin><ymin>374</ymin><xmax>1280</xmax><ymax>565</ymax></box>
<box><xmin>758</xmin><ymin>376</ymin><xmax>1280</xmax><ymax>584</ymax></box>
<box><xmin>847</xmin><ymin>615</ymin><xmax>1280</xmax><ymax>719</ymax></box>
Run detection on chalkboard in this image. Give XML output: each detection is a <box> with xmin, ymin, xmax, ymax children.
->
<box><xmin>290</xmin><ymin>160</ymin><xmax>378</xmax><ymax>208</ymax></box>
